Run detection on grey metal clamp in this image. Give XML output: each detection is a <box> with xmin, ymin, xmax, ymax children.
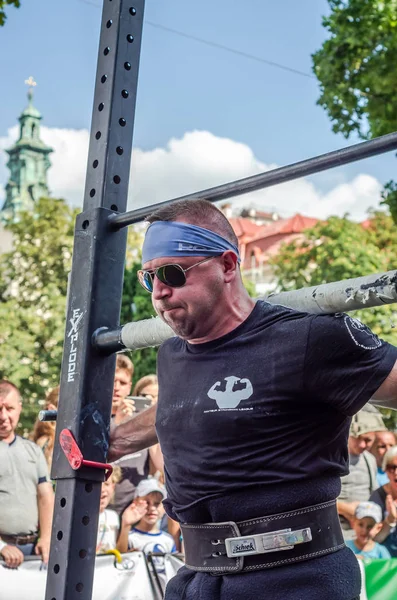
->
<box><xmin>224</xmin><ymin>527</ymin><xmax>312</xmax><ymax>558</ymax></box>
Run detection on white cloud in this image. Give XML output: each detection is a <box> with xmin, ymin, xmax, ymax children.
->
<box><xmin>0</xmin><ymin>127</ymin><xmax>384</xmax><ymax>221</ymax></box>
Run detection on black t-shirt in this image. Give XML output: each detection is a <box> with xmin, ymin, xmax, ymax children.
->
<box><xmin>156</xmin><ymin>301</ymin><xmax>397</xmax><ymax>599</ymax></box>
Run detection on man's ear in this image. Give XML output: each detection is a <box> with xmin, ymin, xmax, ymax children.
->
<box><xmin>222</xmin><ymin>251</ymin><xmax>239</xmax><ymax>282</ymax></box>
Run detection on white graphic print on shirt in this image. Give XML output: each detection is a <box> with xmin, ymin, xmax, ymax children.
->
<box><xmin>205</xmin><ymin>375</ymin><xmax>253</xmax><ymax>411</ymax></box>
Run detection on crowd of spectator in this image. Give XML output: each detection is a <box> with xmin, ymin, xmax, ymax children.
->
<box><xmin>1</xmin><ymin>363</ymin><xmax>397</xmax><ymax>577</ymax></box>
<box><xmin>0</xmin><ymin>354</ymin><xmax>179</xmax><ymax>577</ymax></box>
<box><xmin>337</xmin><ymin>404</ymin><xmax>397</xmax><ymax>559</ymax></box>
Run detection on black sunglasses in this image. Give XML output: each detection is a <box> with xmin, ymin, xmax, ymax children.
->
<box><xmin>137</xmin><ymin>257</ymin><xmax>214</xmax><ymax>293</ymax></box>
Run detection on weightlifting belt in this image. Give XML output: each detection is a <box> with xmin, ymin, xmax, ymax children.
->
<box><xmin>180</xmin><ymin>499</ymin><xmax>344</xmax><ymax>574</ymax></box>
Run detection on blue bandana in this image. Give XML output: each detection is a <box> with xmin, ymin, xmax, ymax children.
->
<box><xmin>142</xmin><ymin>221</ymin><xmax>241</xmax><ymax>265</ymax></box>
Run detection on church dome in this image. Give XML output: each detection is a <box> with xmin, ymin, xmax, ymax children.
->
<box><xmin>20</xmin><ymin>103</ymin><xmax>41</xmax><ymax>119</ymax></box>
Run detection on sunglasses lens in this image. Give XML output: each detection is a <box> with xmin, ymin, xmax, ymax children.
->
<box><xmin>138</xmin><ymin>270</ymin><xmax>154</xmax><ymax>292</ymax></box>
<box><xmin>158</xmin><ymin>265</ymin><xmax>186</xmax><ymax>287</ymax></box>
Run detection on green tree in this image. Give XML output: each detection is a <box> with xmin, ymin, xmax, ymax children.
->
<box><xmin>312</xmin><ymin>1</ymin><xmax>397</xmax><ymax>220</ymax></box>
<box><xmin>121</xmin><ymin>225</ymin><xmax>159</xmax><ymax>383</ymax></box>
<box><xmin>0</xmin><ymin>197</ymin><xmax>78</xmax><ymax>432</ymax></box>
<box><xmin>270</xmin><ymin>211</ymin><xmax>397</xmax><ymax>426</ymax></box>
<box><xmin>120</xmin><ymin>262</ymin><xmax>159</xmax><ymax>383</ymax></box>
<box><xmin>313</xmin><ymin>0</ymin><xmax>397</xmax><ymax>140</ymax></box>
<box><xmin>0</xmin><ymin>0</ymin><xmax>20</xmax><ymax>25</ymax></box>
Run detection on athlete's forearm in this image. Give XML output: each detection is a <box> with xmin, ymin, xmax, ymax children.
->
<box><xmin>108</xmin><ymin>404</ymin><xmax>158</xmax><ymax>462</ymax></box>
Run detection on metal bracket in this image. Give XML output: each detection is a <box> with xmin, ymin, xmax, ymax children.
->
<box><xmin>224</xmin><ymin>527</ymin><xmax>312</xmax><ymax>558</ymax></box>
<box><xmin>59</xmin><ymin>429</ymin><xmax>113</xmax><ymax>480</ymax></box>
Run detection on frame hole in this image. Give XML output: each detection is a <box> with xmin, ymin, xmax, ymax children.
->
<box><xmin>54</xmin><ymin>564</ymin><xmax>60</xmax><ymax>574</ymax></box>
<box><xmin>101</xmin><ymin>75</ymin><xmax>107</xmax><ymax>84</ymax></box>
<box><xmin>119</xmin><ymin>118</ymin><xmax>126</xmax><ymax>127</ymax></box>
<box><xmin>106</xmin><ymin>19</ymin><xmax>112</xmax><ymax>28</ymax></box>
<box><xmin>60</xmin><ymin>498</ymin><xmax>66</xmax><ymax>508</ymax></box>
<box><xmin>129</xmin><ymin>7</ymin><xmax>136</xmax><ymax>15</ymax></box>
<box><xmin>95</xmin><ymin>131</ymin><xmax>101</xmax><ymax>140</ymax></box>
<box><xmin>121</xmin><ymin>90</ymin><xmax>129</xmax><ymax>99</ymax></box>
<box><xmin>98</xmin><ymin>103</ymin><xmax>104</xmax><ymax>112</ymax></box>
<box><xmin>113</xmin><ymin>175</ymin><xmax>121</xmax><ymax>184</ymax></box>
<box><xmin>90</xmin><ymin>189</ymin><xmax>96</xmax><ymax>198</ymax></box>
<box><xmin>126</xmin><ymin>34</ymin><xmax>134</xmax><ymax>43</ymax></box>
<box><xmin>76</xmin><ymin>583</ymin><xmax>84</xmax><ymax>593</ymax></box>
<box><xmin>103</xmin><ymin>47</ymin><xmax>110</xmax><ymax>56</ymax></box>
<box><xmin>93</xmin><ymin>159</ymin><xmax>99</xmax><ymax>169</ymax></box>
<box><xmin>82</xmin><ymin>515</ymin><xmax>90</xmax><ymax>525</ymax></box>
<box><xmin>124</xmin><ymin>62</ymin><xmax>131</xmax><ymax>71</ymax></box>
<box><xmin>85</xmin><ymin>483</ymin><xmax>93</xmax><ymax>493</ymax></box>
<box><xmin>82</xmin><ymin>221</ymin><xmax>89</xmax><ymax>230</ymax></box>
<box><xmin>111</xmin><ymin>204</ymin><xmax>118</xmax><ymax>211</ymax></box>
<box><xmin>79</xmin><ymin>549</ymin><xmax>87</xmax><ymax>559</ymax></box>
<box><xmin>116</xmin><ymin>146</ymin><xmax>123</xmax><ymax>155</ymax></box>
<box><xmin>57</xmin><ymin>531</ymin><xmax>63</xmax><ymax>541</ymax></box>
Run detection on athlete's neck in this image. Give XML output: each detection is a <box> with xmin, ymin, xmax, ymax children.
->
<box><xmin>187</xmin><ymin>295</ymin><xmax>256</xmax><ymax>345</ymax></box>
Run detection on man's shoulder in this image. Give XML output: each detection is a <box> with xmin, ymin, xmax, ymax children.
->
<box><xmin>363</xmin><ymin>450</ymin><xmax>377</xmax><ymax>469</ymax></box>
<box><xmin>13</xmin><ymin>436</ymin><xmax>44</xmax><ymax>460</ymax></box>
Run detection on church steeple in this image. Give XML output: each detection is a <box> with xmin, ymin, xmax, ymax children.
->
<box><xmin>1</xmin><ymin>77</ymin><xmax>53</xmax><ymax>223</ymax></box>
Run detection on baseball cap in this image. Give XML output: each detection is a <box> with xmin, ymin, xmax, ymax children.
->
<box><xmin>134</xmin><ymin>478</ymin><xmax>166</xmax><ymax>499</ymax></box>
<box><xmin>350</xmin><ymin>405</ymin><xmax>387</xmax><ymax>438</ymax></box>
<box><xmin>355</xmin><ymin>501</ymin><xmax>382</xmax><ymax>524</ymax></box>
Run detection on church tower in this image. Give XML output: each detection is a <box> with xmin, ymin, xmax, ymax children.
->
<box><xmin>1</xmin><ymin>77</ymin><xmax>53</xmax><ymax>223</ymax></box>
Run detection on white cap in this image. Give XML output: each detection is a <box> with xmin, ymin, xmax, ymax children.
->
<box><xmin>134</xmin><ymin>478</ymin><xmax>166</xmax><ymax>499</ymax></box>
<box><xmin>355</xmin><ymin>502</ymin><xmax>382</xmax><ymax>524</ymax></box>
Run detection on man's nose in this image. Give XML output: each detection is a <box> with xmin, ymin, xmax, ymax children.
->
<box><xmin>152</xmin><ymin>275</ymin><xmax>172</xmax><ymax>299</ymax></box>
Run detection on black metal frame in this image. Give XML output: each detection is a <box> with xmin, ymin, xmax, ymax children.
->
<box><xmin>45</xmin><ymin>1</ymin><xmax>145</xmax><ymax>599</ymax></box>
<box><xmin>109</xmin><ymin>130</ymin><xmax>397</xmax><ymax>228</ymax></box>
<box><xmin>45</xmin><ymin>2</ymin><xmax>397</xmax><ymax>599</ymax></box>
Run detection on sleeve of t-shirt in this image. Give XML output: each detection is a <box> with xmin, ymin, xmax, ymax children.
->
<box><xmin>37</xmin><ymin>446</ymin><xmax>50</xmax><ymax>484</ymax></box>
<box><xmin>377</xmin><ymin>544</ymin><xmax>391</xmax><ymax>559</ymax></box>
<box><xmin>128</xmin><ymin>532</ymin><xmax>138</xmax><ymax>550</ymax></box>
<box><xmin>303</xmin><ymin>313</ymin><xmax>397</xmax><ymax>416</ymax></box>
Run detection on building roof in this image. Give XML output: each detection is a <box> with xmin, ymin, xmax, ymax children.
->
<box><xmin>231</xmin><ymin>213</ymin><xmax>318</xmax><ymax>244</ymax></box>
<box><xmin>229</xmin><ymin>217</ymin><xmax>265</xmax><ymax>239</ymax></box>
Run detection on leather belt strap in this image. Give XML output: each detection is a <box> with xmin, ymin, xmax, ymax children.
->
<box><xmin>0</xmin><ymin>533</ymin><xmax>39</xmax><ymax>545</ymax></box>
<box><xmin>180</xmin><ymin>499</ymin><xmax>344</xmax><ymax>574</ymax></box>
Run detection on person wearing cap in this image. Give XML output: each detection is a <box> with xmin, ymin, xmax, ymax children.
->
<box><xmin>109</xmin><ymin>199</ymin><xmax>397</xmax><ymax>600</ymax></box>
<box><xmin>337</xmin><ymin>406</ymin><xmax>386</xmax><ymax>539</ymax></box>
<box><xmin>345</xmin><ymin>501</ymin><xmax>391</xmax><ymax>559</ymax></box>
<box><xmin>117</xmin><ymin>478</ymin><xmax>175</xmax><ymax>558</ymax></box>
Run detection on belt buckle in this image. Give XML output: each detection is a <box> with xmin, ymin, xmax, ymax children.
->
<box><xmin>224</xmin><ymin>527</ymin><xmax>312</xmax><ymax>558</ymax></box>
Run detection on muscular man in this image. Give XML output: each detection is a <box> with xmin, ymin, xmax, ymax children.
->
<box><xmin>109</xmin><ymin>199</ymin><xmax>397</xmax><ymax>600</ymax></box>
<box><xmin>110</xmin><ymin>354</ymin><xmax>163</xmax><ymax>514</ymax></box>
<box><xmin>0</xmin><ymin>381</ymin><xmax>54</xmax><ymax>568</ymax></box>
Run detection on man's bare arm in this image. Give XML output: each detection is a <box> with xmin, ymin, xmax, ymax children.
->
<box><xmin>372</xmin><ymin>359</ymin><xmax>397</xmax><ymax>409</ymax></box>
<box><xmin>108</xmin><ymin>404</ymin><xmax>158</xmax><ymax>462</ymax></box>
<box><xmin>36</xmin><ymin>482</ymin><xmax>54</xmax><ymax>564</ymax></box>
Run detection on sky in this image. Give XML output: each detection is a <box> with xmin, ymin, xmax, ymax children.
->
<box><xmin>0</xmin><ymin>0</ymin><xmax>395</xmax><ymax>221</ymax></box>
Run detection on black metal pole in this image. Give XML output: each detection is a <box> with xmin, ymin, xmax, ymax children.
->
<box><xmin>108</xmin><ymin>130</ymin><xmax>397</xmax><ymax>229</ymax></box>
<box><xmin>45</xmin><ymin>2</ymin><xmax>145</xmax><ymax>600</ymax></box>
